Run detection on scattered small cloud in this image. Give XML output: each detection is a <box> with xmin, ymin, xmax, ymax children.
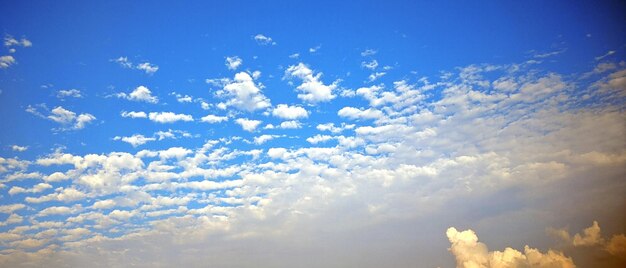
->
<box><xmin>235</xmin><ymin>118</ymin><xmax>262</xmax><ymax>132</ymax></box>
<box><xmin>254</xmin><ymin>34</ymin><xmax>276</xmax><ymax>45</ymax></box>
<box><xmin>11</xmin><ymin>145</ymin><xmax>28</xmax><ymax>152</ymax></box>
<box><xmin>225</xmin><ymin>56</ymin><xmax>243</xmax><ymax>70</ymax></box>
<box><xmin>116</xmin><ymin>86</ymin><xmax>159</xmax><ymax>103</ymax></box>
<box><xmin>56</xmin><ymin>89</ymin><xmax>82</xmax><ymax>99</ymax></box>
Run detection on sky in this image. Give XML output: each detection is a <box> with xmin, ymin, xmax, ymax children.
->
<box><xmin>0</xmin><ymin>1</ymin><xmax>625</xmax><ymax>267</ymax></box>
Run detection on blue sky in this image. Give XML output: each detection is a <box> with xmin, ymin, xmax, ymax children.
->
<box><xmin>0</xmin><ymin>1</ymin><xmax>625</xmax><ymax>267</ymax></box>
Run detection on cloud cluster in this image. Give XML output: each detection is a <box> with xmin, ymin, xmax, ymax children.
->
<box><xmin>285</xmin><ymin>63</ymin><xmax>337</xmax><ymax>103</ymax></box>
<box><xmin>116</xmin><ymin>86</ymin><xmax>159</xmax><ymax>103</ymax></box>
<box><xmin>217</xmin><ymin>72</ymin><xmax>271</xmax><ymax>111</ymax></box>
<box><xmin>446</xmin><ymin>227</ymin><xmax>575</xmax><ymax>268</ymax></box>
<box><xmin>112</xmin><ymin>57</ymin><xmax>159</xmax><ymax>74</ymax></box>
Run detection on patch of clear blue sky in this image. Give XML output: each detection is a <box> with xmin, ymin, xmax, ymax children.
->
<box><xmin>0</xmin><ymin>0</ymin><xmax>624</xmax><ymax>157</ymax></box>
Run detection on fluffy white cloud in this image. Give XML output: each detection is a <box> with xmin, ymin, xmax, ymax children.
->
<box><xmin>117</xmin><ymin>86</ymin><xmax>159</xmax><ymax>103</ymax></box>
<box><xmin>11</xmin><ymin>145</ymin><xmax>28</xmax><ymax>152</ymax></box>
<box><xmin>285</xmin><ymin>63</ymin><xmax>337</xmax><ymax>103</ymax></box>
<box><xmin>200</xmin><ymin>114</ymin><xmax>228</xmax><ymax>123</ymax></box>
<box><xmin>120</xmin><ymin>111</ymin><xmax>148</xmax><ymax>118</ymax></box>
<box><xmin>0</xmin><ymin>204</ymin><xmax>25</xmax><ymax>214</ymax></box>
<box><xmin>272</xmin><ymin>104</ymin><xmax>309</xmax><ymax>120</ymax></box>
<box><xmin>56</xmin><ymin>89</ymin><xmax>82</xmax><ymax>99</ymax></box>
<box><xmin>225</xmin><ymin>56</ymin><xmax>243</xmax><ymax>70</ymax></box>
<box><xmin>217</xmin><ymin>72</ymin><xmax>271</xmax><ymax>111</ymax></box>
<box><xmin>361</xmin><ymin>59</ymin><xmax>378</xmax><ymax>70</ymax></box>
<box><xmin>0</xmin><ymin>55</ymin><xmax>16</xmax><ymax>69</ymax></box>
<box><xmin>148</xmin><ymin>112</ymin><xmax>193</xmax><ymax>123</ymax></box>
<box><xmin>4</xmin><ymin>36</ymin><xmax>32</xmax><ymax>47</ymax></box>
<box><xmin>235</xmin><ymin>118</ymin><xmax>262</xmax><ymax>132</ymax></box>
<box><xmin>254</xmin><ymin>34</ymin><xmax>276</xmax><ymax>45</ymax></box>
<box><xmin>253</xmin><ymin>135</ymin><xmax>278</xmax><ymax>145</ymax></box>
<box><xmin>338</xmin><ymin>107</ymin><xmax>384</xmax><ymax>120</ymax></box>
<box><xmin>447</xmin><ymin>227</ymin><xmax>575</xmax><ymax>268</ymax></box>
<box><xmin>306</xmin><ymin>134</ymin><xmax>333</xmax><ymax>144</ymax></box>
<box><xmin>32</xmin><ymin>106</ymin><xmax>96</xmax><ymax>130</ymax></box>
<box><xmin>279</xmin><ymin>120</ymin><xmax>301</xmax><ymax>129</ymax></box>
<box><xmin>136</xmin><ymin>62</ymin><xmax>159</xmax><ymax>74</ymax></box>
<box><xmin>114</xmin><ymin>134</ymin><xmax>156</xmax><ymax>147</ymax></box>
<box><xmin>112</xmin><ymin>57</ymin><xmax>158</xmax><ymax>74</ymax></box>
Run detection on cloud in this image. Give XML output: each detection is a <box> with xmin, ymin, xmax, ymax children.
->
<box><xmin>4</xmin><ymin>35</ymin><xmax>32</xmax><ymax>47</ymax></box>
<box><xmin>235</xmin><ymin>118</ymin><xmax>262</xmax><ymax>132</ymax></box>
<box><xmin>279</xmin><ymin>120</ymin><xmax>301</xmax><ymax>129</ymax></box>
<box><xmin>361</xmin><ymin>49</ymin><xmax>377</xmax><ymax>56</ymax></box>
<box><xmin>136</xmin><ymin>62</ymin><xmax>159</xmax><ymax>74</ymax></box>
<box><xmin>27</xmin><ymin>106</ymin><xmax>95</xmax><ymax>130</ymax></box>
<box><xmin>447</xmin><ymin>227</ymin><xmax>576</xmax><ymax>268</ymax></box>
<box><xmin>361</xmin><ymin>60</ymin><xmax>378</xmax><ymax>70</ymax></box>
<box><xmin>148</xmin><ymin>112</ymin><xmax>193</xmax><ymax>123</ymax></box>
<box><xmin>548</xmin><ymin>220</ymin><xmax>626</xmax><ymax>259</ymax></box>
<box><xmin>225</xmin><ymin>56</ymin><xmax>243</xmax><ymax>70</ymax></box>
<box><xmin>0</xmin><ymin>55</ymin><xmax>16</xmax><ymax>68</ymax></box>
<box><xmin>0</xmin><ymin>204</ymin><xmax>25</xmax><ymax>214</ymax></box>
<box><xmin>254</xmin><ymin>34</ymin><xmax>276</xmax><ymax>45</ymax></box>
<box><xmin>309</xmin><ymin>45</ymin><xmax>321</xmax><ymax>53</ymax></box>
<box><xmin>11</xmin><ymin>145</ymin><xmax>28</xmax><ymax>152</ymax></box>
<box><xmin>56</xmin><ymin>89</ymin><xmax>82</xmax><ymax>99</ymax></box>
<box><xmin>595</xmin><ymin>50</ymin><xmax>616</xmax><ymax>61</ymax></box>
<box><xmin>338</xmin><ymin>107</ymin><xmax>384</xmax><ymax>120</ymax></box>
<box><xmin>285</xmin><ymin>63</ymin><xmax>337</xmax><ymax>103</ymax></box>
<box><xmin>367</xmin><ymin>72</ymin><xmax>386</xmax><ymax>82</ymax></box>
<box><xmin>120</xmin><ymin>111</ymin><xmax>148</xmax><ymax>118</ymax></box>
<box><xmin>272</xmin><ymin>104</ymin><xmax>309</xmax><ymax>120</ymax></box>
<box><xmin>116</xmin><ymin>86</ymin><xmax>159</xmax><ymax>103</ymax></box>
<box><xmin>112</xmin><ymin>57</ymin><xmax>159</xmax><ymax>74</ymax></box>
<box><xmin>306</xmin><ymin>134</ymin><xmax>333</xmax><ymax>144</ymax></box>
<box><xmin>200</xmin><ymin>114</ymin><xmax>228</xmax><ymax>123</ymax></box>
<box><xmin>253</xmin><ymin>135</ymin><xmax>279</xmax><ymax>145</ymax></box>
<box><xmin>113</xmin><ymin>134</ymin><xmax>156</xmax><ymax>147</ymax></box>
<box><xmin>217</xmin><ymin>72</ymin><xmax>271</xmax><ymax>112</ymax></box>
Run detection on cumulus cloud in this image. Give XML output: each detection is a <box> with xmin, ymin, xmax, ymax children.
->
<box><xmin>285</xmin><ymin>63</ymin><xmax>337</xmax><ymax>103</ymax></box>
<box><xmin>235</xmin><ymin>118</ymin><xmax>262</xmax><ymax>132</ymax></box>
<box><xmin>112</xmin><ymin>57</ymin><xmax>158</xmax><ymax>74</ymax></box>
<box><xmin>136</xmin><ymin>62</ymin><xmax>159</xmax><ymax>74</ymax></box>
<box><xmin>447</xmin><ymin>227</ymin><xmax>575</xmax><ymax>268</ymax></box>
<box><xmin>549</xmin><ymin>220</ymin><xmax>626</xmax><ymax>259</ymax></box>
<box><xmin>0</xmin><ymin>55</ymin><xmax>16</xmax><ymax>69</ymax></box>
<box><xmin>11</xmin><ymin>145</ymin><xmax>28</xmax><ymax>152</ymax></box>
<box><xmin>120</xmin><ymin>111</ymin><xmax>148</xmax><ymax>118</ymax></box>
<box><xmin>148</xmin><ymin>112</ymin><xmax>193</xmax><ymax>123</ymax></box>
<box><xmin>272</xmin><ymin>104</ymin><xmax>309</xmax><ymax>120</ymax></box>
<box><xmin>225</xmin><ymin>56</ymin><xmax>243</xmax><ymax>70</ymax></box>
<box><xmin>217</xmin><ymin>72</ymin><xmax>271</xmax><ymax>111</ymax></box>
<box><xmin>113</xmin><ymin>134</ymin><xmax>156</xmax><ymax>147</ymax></box>
<box><xmin>26</xmin><ymin>106</ymin><xmax>95</xmax><ymax>130</ymax></box>
<box><xmin>116</xmin><ymin>86</ymin><xmax>159</xmax><ymax>103</ymax></box>
<box><xmin>254</xmin><ymin>34</ymin><xmax>276</xmax><ymax>45</ymax></box>
<box><xmin>56</xmin><ymin>89</ymin><xmax>82</xmax><ymax>99</ymax></box>
<box><xmin>200</xmin><ymin>114</ymin><xmax>228</xmax><ymax>123</ymax></box>
<box><xmin>338</xmin><ymin>107</ymin><xmax>384</xmax><ymax>120</ymax></box>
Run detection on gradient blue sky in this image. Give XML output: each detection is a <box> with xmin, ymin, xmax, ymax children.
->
<box><xmin>0</xmin><ymin>1</ymin><xmax>625</xmax><ymax>267</ymax></box>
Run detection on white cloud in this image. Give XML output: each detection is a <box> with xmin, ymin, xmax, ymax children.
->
<box><xmin>272</xmin><ymin>104</ymin><xmax>309</xmax><ymax>120</ymax></box>
<box><xmin>0</xmin><ymin>55</ymin><xmax>16</xmax><ymax>69</ymax></box>
<box><xmin>447</xmin><ymin>227</ymin><xmax>575</xmax><ymax>268</ymax></box>
<box><xmin>113</xmin><ymin>56</ymin><xmax>132</xmax><ymax>68</ymax></box>
<box><xmin>37</xmin><ymin>106</ymin><xmax>96</xmax><ymax>130</ymax></box>
<box><xmin>4</xmin><ymin>35</ymin><xmax>32</xmax><ymax>47</ymax></box>
<box><xmin>361</xmin><ymin>60</ymin><xmax>378</xmax><ymax>70</ymax></box>
<box><xmin>253</xmin><ymin>135</ymin><xmax>278</xmax><ymax>145</ymax></box>
<box><xmin>218</xmin><ymin>72</ymin><xmax>271</xmax><ymax>112</ymax></box>
<box><xmin>279</xmin><ymin>120</ymin><xmax>301</xmax><ymax>129</ymax></box>
<box><xmin>136</xmin><ymin>62</ymin><xmax>159</xmax><ymax>74</ymax></box>
<box><xmin>200</xmin><ymin>114</ymin><xmax>228</xmax><ymax>123</ymax></box>
<box><xmin>225</xmin><ymin>56</ymin><xmax>243</xmax><ymax>70</ymax></box>
<box><xmin>595</xmin><ymin>50</ymin><xmax>616</xmax><ymax>61</ymax></box>
<box><xmin>0</xmin><ymin>204</ymin><xmax>25</xmax><ymax>214</ymax></box>
<box><xmin>285</xmin><ymin>63</ymin><xmax>337</xmax><ymax>103</ymax></box>
<box><xmin>306</xmin><ymin>134</ymin><xmax>333</xmax><ymax>144</ymax></box>
<box><xmin>11</xmin><ymin>145</ymin><xmax>28</xmax><ymax>152</ymax></box>
<box><xmin>112</xmin><ymin>57</ymin><xmax>158</xmax><ymax>74</ymax></box>
<box><xmin>361</xmin><ymin>49</ymin><xmax>377</xmax><ymax>56</ymax></box>
<box><xmin>316</xmin><ymin>122</ymin><xmax>355</xmax><ymax>134</ymax></box>
<box><xmin>113</xmin><ymin>134</ymin><xmax>156</xmax><ymax>147</ymax></box>
<box><xmin>338</xmin><ymin>107</ymin><xmax>384</xmax><ymax>120</ymax></box>
<box><xmin>289</xmin><ymin>53</ymin><xmax>300</xmax><ymax>59</ymax></box>
<box><xmin>309</xmin><ymin>45</ymin><xmax>321</xmax><ymax>53</ymax></box>
<box><xmin>120</xmin><ymin>111</ymin><xmax>148</xmax><ymax>118</ymax></box>
<box><xmin>148</xmin><ymin>112</ymin><xmax>193</xmax><ymax>123</ymax></box>
<box><xmin>367</xmin><ymin>72</ymin><xmax>386</xmax><ymax>82</ymax></box>
<box><xmin>235</xmin><ymin>118</ymin><xmax>262</xmax><ymax>132</ymax></box>
<box><xmin>254</xmin><ymin>34</ymin><xmax>276</xmax><ymax>45</ymax></box>
<box><xmin>117</xmin><ymin>86</ymin><xmax>159</xmax><ymax>103</ymax></box>
<box><xmin>57</xmin><ymin>89</ymin><xmax>82</xmax><ymax>99</ymax></box>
